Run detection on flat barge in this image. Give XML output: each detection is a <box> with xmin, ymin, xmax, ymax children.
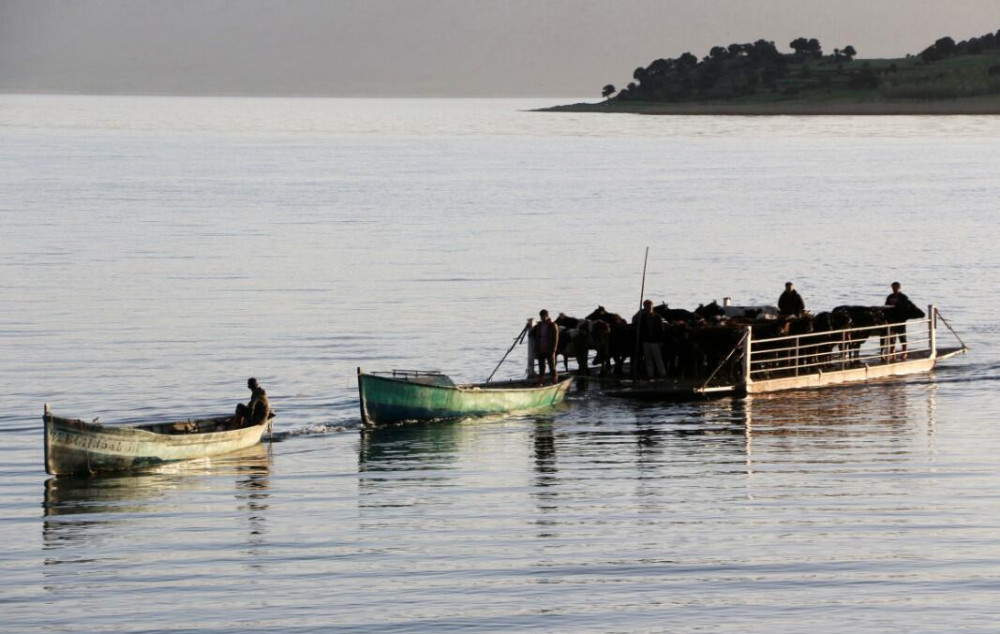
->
<box><xmin>550</xmin><ymin>305</ymin><xmax>968</xmax><ymax>400</ymax></box>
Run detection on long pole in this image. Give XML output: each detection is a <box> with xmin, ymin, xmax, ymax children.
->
<box><xmin>638</xmin><ymin>246</ymin><xmax>649</xmax><ymax>311</ymax></box>
<box><xmin>633</xmin><ymin>247</ymin><xmax>649</xmax><ymax>378</ymax></box>
<box><xmin>487</xmin><ymin>321</ymin><xmax>531</xmax><ymax>383</ymax></box>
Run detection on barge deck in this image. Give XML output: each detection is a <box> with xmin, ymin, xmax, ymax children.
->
<box><xmin>556</xmin><ymin>305</ymin><xmax>968</xmax><ymax>401</ymax></box>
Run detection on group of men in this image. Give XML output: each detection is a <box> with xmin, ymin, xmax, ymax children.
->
<box><xmin>779</xmin><ymin>280</ymin><xmax>915</xmax><ymax>357</ymax></box>
<box><xmin>778</xmin><ymin>280</ymin><xmax>912</xmax><ymax>318</ymax></box>
<box><xmin>530</xmin><ymin>281</ymin><xmax>916</xmax><ymax>382</ymax></box>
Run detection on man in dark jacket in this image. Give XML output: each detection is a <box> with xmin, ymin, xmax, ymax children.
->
<box><xmin>236</xmin><ymin>377</ymin><xmax>270</xmax><ymax>424</ymax></box>
<box><xmin>532</xmin><ymin>310</ymin><xmax>559</xmax><ymax>384</ymax></box>
<box><xmin>639</xmin><ymin>299</ymin><xmax>667</xmax><ymax>378</ymax></box>
<box><xmin>884</xmin><ymin>281</ymin><xmax>912</xmax><ymax>359</ymax></box>
<box><xmin>778</xmin><ymin>282</ymin><xmax>806</xmax><ymax>316</ymax></box>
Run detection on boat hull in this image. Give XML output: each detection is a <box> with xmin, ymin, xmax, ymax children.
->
<box><xmin>358</xmin><ymin>371</ymin><xmax>573</xmax><ymax>427</ymax></box>
<box><xmin>44</xmin><ymin>410</ymin><xmax>271</xmax><ymax>476</ymax></box>
<box><xmin>746</xmin><ymin>353</ymin><xmax>936</xmax><ymax>393</ymax></box>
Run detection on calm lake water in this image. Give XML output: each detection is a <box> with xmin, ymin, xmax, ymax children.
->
<box><xmin>2</xmin><ymin>95</ymin><xmax>999</xmax><ymax>633</ymax></box>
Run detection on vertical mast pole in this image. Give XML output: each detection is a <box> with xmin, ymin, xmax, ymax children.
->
<box><xmin>638</xmin><ymin>246</ymin><xmax>649</xmax><ymax>310</ymax></box>
<box><xmin>633</xmin><ymin>247</ymin><xmax>649</xmax><ymax>378</ymax></box>
<box><xmin>929</xmin><ymin>304</ymin><xmax>937</xmax><ymax>359</ymax></box>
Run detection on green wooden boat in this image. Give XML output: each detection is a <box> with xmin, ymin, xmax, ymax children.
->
<box><xmin>44</xmin><ymin>404</ymin><xmax>274</xmax><ymax>476</ymax></box>
<box><xmin>357</xmin><ymin>368</ymin><xmax>573</xmax><ymax>427</ymax></box>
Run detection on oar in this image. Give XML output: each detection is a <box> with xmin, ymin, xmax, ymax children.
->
<box><xmin>487</xmin><ymin>320</ymin><xmax>531</xmax><ymax>383</ymax></box>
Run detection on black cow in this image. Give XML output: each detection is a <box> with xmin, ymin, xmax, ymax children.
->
<box><xmin>555</xmin><ymin>313</ymin><xmax>581</xmax><ymax>329</ymax></box>
<box><xmin>689</xmin><ymin>324</ymin><xmax>746</xmax><ymax>383</ymax></box>
<box><xmin>607</xmin><ymin>323</ymin><xmax>636</xmax><ymax>377</ymax></box>
<box><xmin>741</xmin><ymin>318</ymin><xmax>792</xmax><ymax>376</ymax></box>
<box><xmin>694</xmin><ymin>301</ymin><xmax>725</xmax><ymax>320</ymax></box>
<box><xmin>653</xmin><ymin>303</ymin><xmax>706</xmax><ymax>326</ymax></box>
<box><xmin>881</xmin><ymin>302</ymin><xmax>926</xmax><ymax>360</ymax></box>
<box><xmin>556</xmin><ymin>324</ymin><xmax>590</xmax><ymax>374</ymax></box>
<box><xmin>803</xmin><ymin>310</ymin><xmax>852</xmax><ymax>368</ymax></box>
<box><xmin>585</xmin><ymin>306</ymin><xmax>630</xmax><ymax>372</ymax></box>
<box><xmin>554</xmin><ymin>315</ymin><xmax>612</xmax><ymax>376</ymax></box>
<box><xmin>833</xmin><ymin>306</ymin><xmax>887</xmax><ymax>360</ymax></box>
<box><xmin>585</xmin><ymin>305</ymin><xmax>628</xmax><ymax>328</ymax></box>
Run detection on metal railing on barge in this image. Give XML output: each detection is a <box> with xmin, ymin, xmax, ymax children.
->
<box><xmin>742</xmin><ymin>305</ymin><xmax>966</xmax><ymax>392</ymax></box>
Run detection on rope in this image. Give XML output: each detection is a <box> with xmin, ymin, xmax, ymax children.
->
<box><xmin>487</xmin><ymin>321</ymin><xmax>531</xmax><ymax>383</ymax></box>
<box><xmin>935</xmin><ymin>309</ymin><xmax>969</xmax><ymax>350</ymax></box>
<box><xmin>699</xmin><ymin>330</ymin><xmax>748</xmax><ymax>392</ymax></box>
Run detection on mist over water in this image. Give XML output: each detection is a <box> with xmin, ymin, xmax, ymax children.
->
<box><xmin>2</xmin><ymin>95</ymin><xmax>999</xmax><ymax>632</ymax></box>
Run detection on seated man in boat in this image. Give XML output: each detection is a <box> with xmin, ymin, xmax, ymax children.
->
<box><xmin>778</xmin><ymin>281</ymin><xmax>805</xmax><ymax>317</ymax></box>
<box><xmin>532</xmin><ymin>310</ymin><xmax>559</xmax><ymax>384</ymax></box>
<box><xmin>235</xmin><ymin>377</ymin><xmax>271</xmax><ymax>425</ymax></box>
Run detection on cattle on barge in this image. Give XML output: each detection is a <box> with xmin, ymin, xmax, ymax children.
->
<box><xmin>530</xmin><ymin>299</ymin><xmax>967</xmax><ymax>399</ymax></box>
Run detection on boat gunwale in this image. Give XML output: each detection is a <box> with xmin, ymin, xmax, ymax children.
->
<box><xmin>360</xmin><ymin>372</ymin><xmax>574</xmax><ymax>394</ymax></box>
<box><xmin>44</xmin><ymin>412</ymin><xmax>270</xmax><ymax>440</ymax></box>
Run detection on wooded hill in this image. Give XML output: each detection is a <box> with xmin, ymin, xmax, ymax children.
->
<box><xmin>596</xmin><ymin>30</ymin><xmax>1000</xmax><ymax>106</ymax></box>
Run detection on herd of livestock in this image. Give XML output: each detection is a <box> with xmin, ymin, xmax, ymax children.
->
<box><xmin>546</xmin><ymin>300</ymin><xmax>927</xmax><ymax>382</ymax></box>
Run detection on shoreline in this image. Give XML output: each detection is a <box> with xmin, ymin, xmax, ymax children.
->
<box><xmin>539</xmin><ymin>98</ymin><xmax>1000</xmax><ymax>116</ymax></box>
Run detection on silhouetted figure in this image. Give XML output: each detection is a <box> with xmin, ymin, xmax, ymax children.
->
<box><xmin>884</xmin><ymin>281</ymin><xmax>912</xmax><ymax>359</ymax></box>
<box><xmin>778</xmin><ymin>281</ymin><xmax>805</xmax><ymax>317</ymax></box>
<box><xmin>532</xmin><ymin>310</ymin><xmax>559</xmax><ymax>384</ymax></box>
<box><xmin>638</xmin><ymin>299</ymin><xmax>667</xmax><ymax>379</ymax></box>
<box><xmin>236</xmin><ymin>377</ymin><xmax>270</xmax><ymax>424</ymax></box>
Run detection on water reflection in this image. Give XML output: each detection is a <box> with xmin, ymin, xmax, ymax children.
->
<box><xmin>235</xmin><ymin>458</ymin><xmax>272</xmax><ymax>571</ymax></box>
<box><xmin>356</xmin><ymin>421</ymin><xmax>464</xmax><ymax>517</ymax></box>
<box><xmin>531</xmin><ymin>418</ymin><xmax>559</xmax><ymax>537</ymax></box>
<box><xmin>560</xmin><ymin>382</ymin><xmax>937</xmax><ymax>480</ymax></box>
<box><xmin>532</xmin><ymin>418</ymin><xmax>558</xmax><ymax>480</ymax></box>
<box><xmin>740</xmin><ymin>383</ymin><xmax>925</xmax><ymax>432</ymax></box>
<box><xmin>738</xmin><ymin>382</ymin><xmax>936</xmax><ymax>468</ymax></box>
<box><xmin>357</xmin><ymin>421</ymin><xmax>461</xmax><ymax>472</ymax></box>
<box><xmin>592</xmin><ymin>399</ymin><xmax>747</xmax><ymax>463</ymax></box>
<box><xmin>42</xmin><ymin>444</ymin><xmax>271</xmax><ymax>558</ymax></box>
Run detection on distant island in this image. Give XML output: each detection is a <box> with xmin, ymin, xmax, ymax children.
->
<box><xmin>544</xmin><ymin>29</ymin><xmax>1000</xmax><ymax>115</ymax></box>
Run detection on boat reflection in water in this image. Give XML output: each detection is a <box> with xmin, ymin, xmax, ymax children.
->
<box><xmin>42</xmin><ymin>443</ymin><xmax>272</xmax><ymax>559</ymax></box>
<box><xmin>728</xmin><ymin>380</ymin><xmax>936</xmax><ymax>471</ymax></box>
<box><xmin>357</xmin><ymin>420</ymin><xmax>464</xmax><ymax>472</ymax></box>
<box><xmin>543</xmin><ymin>379</ymin><xmax>938</xmax><ymax>485</ymax></box>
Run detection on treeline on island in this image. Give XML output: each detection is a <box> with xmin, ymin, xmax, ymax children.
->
<box><xmin>599</xmin><ymin>29</ymin><xmax>1000</xmax><ymax>104</ymax></box>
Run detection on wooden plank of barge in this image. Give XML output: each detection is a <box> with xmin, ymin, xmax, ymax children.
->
<box><xmin>935</xmin><ymin>346</ymin><xmax>969</xmax><ymax>361</ymax></box>
<box><xmin>605</xmin><ymin>380</ymin><xmax>739</xmax><ymax>401</ymax></box>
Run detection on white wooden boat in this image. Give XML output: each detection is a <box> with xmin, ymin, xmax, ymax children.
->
<box><xmin>43</xmin><ymin>404</ymin><xmax>274</xmax><ymax>476</ymax></box>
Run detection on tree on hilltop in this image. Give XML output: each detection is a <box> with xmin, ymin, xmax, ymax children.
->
<box><xmin>790</xmin><ymin>37</ymin><xmax>822</xmax><ymax>59</ymax></box>
<box><xmin>709</xmin><ymin>46</ymin><xmax>729</xmax><ymax>60</ymax></box>
<box><xmin>678</xmin><ymin>52</ymin><xmax>698</xmax><ymax>68</ymax></box>
<box><xmin>602</xmin><ymin>84</ymin><xmax>617</xmax><ymax>101</ymax></box>
<box><xmin>920</xmin><ymin>36</ymin><xmax>957</xmax><ymax>62</ymax></box>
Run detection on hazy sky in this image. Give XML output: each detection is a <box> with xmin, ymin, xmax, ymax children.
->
<box><xmin>1</xmin><ymin>0</ymin><xmax>997</xmax><ymax>97</ymax></box>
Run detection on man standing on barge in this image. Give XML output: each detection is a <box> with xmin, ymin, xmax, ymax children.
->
<box><xmin>638</xmin><ymin>299</ymin><xmax>667</xmax><ymax>379</ymax></box>
<box><xmin>778</xmin><ymin>282</ymin><xmax>805</xmax><ymax>317</ymax></box>
<box><xmin>533</xmin><ymin>310</ymin><xmax>559</xmax><ymax>384</ymax></box>
<box><xmin>885</xmin><ymin>281</ymin><xmax>911</xmax><ymax>359</ymax></box>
